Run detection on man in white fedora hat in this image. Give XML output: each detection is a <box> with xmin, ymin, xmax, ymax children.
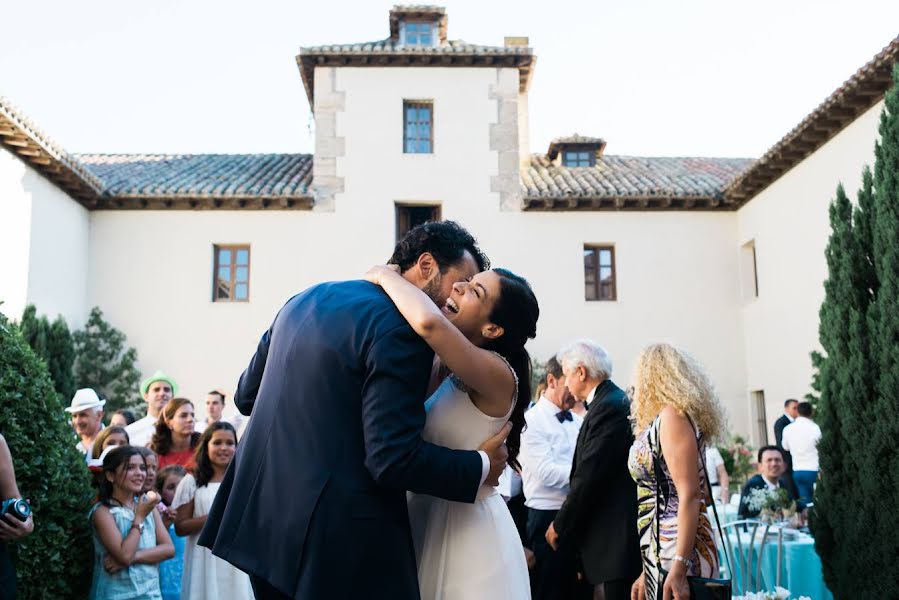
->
<box><xmin>65</xmin><ymin>388</ymin><xmax>106</xmax><ymax>457</ymax></box>
<box><xmin>126</xmin><ymin>370</ymin><xmax>177</xmax><ymax>447</ymax></box>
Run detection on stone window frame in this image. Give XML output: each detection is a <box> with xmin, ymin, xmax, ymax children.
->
<box><xmin>213</xmin><ymin>244</ymin><xmax>251</xmax><ymax>302</ymax></box>
<box><xmin>584</xmin><ymin>244</ymin><xmax>616</xmax><ymax>301</ymax></box>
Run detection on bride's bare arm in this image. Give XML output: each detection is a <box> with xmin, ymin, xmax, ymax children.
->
<box><xmin>365</xmin><ymin>265</ymin><xmax>514</xmax><ymax>414</ymax></box>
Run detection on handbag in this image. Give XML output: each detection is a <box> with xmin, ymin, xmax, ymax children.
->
<box><xmin>651</xmin><ymin>416</ymin><xmax>732</xmax><ymax>600</ymax></box>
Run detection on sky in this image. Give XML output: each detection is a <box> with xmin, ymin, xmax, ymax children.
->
<box><xmin>1</xmin><ymin>0</ymin><xmax>897</xmax><ymax>158</ymax></box>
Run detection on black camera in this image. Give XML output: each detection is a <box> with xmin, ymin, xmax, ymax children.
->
<box><xmin>0</xmin><ymin>498</ymin><xmax>31</xmax><ymax>522</ymax></box>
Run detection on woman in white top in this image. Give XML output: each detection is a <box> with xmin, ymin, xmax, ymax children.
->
<box><xmin>172</xmin><ymin>422</ymin><xmax>254</xmax><ymax>599</ymax></box>
<box><xmin>365</xmin><ymin>264</ymin><xmax>539</xmax><ymax>600</ymax></box>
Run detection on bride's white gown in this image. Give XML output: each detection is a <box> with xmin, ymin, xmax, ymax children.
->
<box><xmin>408</xmin><ymin>371</ymin><xmax>531</xmax><ymax>600</ymax></box>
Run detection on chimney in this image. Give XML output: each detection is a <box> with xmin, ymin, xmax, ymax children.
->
<box><xmin>504</xmin><ymin>36</ymin><xmax>529</xmax><ymax>48</ymax></box>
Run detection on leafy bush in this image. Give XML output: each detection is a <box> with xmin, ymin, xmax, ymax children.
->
<box><xmin>0</xmin><ymin>309</ymin><xmax>94</xmax><ymax>599</ymax></box>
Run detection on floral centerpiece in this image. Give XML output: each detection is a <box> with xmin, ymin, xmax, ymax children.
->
<box><xmin>744</xmin><ymin>487</ymin><xmax>798</xmax><ymax>524</ymax></box>
<box><xmin>719</xmin><ymin>434</ymin><xmax>756</xmax><ymax>487</ymax></box>
<box><xmin>733</xmin><ymin>586</ymin><xmax>810</xmax><ymax>600</ymax></box>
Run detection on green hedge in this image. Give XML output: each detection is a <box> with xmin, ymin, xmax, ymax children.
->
<box><xmin>0</xmin><ymin>310</ymin><xmax>94</xmax><ymax>599</ymax></box>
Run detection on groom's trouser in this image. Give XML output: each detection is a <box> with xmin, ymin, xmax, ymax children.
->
<box><xmin>250</xmin><ymin>575</ymin><xmax>292</xmax><ymax>600</ymax></box>
<box><xmin>592</xmin><ymin>578</ymin><xmax>631</xmax><ymax>600</ymax></box>
<box><xmin>526</xmin><ymin>508</ymin><xmax>591</xmax><ymax>600</ymax></box>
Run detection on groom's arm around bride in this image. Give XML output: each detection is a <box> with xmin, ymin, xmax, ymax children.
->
<box><xmin>197</xmin><ymin>221</ymin><xmax>511</xmax><ymax>600</ymax></box>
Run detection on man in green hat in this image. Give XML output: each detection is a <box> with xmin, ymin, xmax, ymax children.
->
<box><xmin>126</xmin><ymin>370</ymin><xmax>177</xmax><ymax>446</ymax></box>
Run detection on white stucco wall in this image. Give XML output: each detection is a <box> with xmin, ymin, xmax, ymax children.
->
<box><xmin>0</xmin><ymin>146</ymin><xmax>89</xmax><ymax>328</ymax></box>
<box><xmin>737</xmin><ymin>100</ymin><xmax>884</xmax><ymax>444</ymax></box>
<box><xmin>87</xmin><ymin>65</ymin><xmax>749</xmax><ymax>430</ymax></box>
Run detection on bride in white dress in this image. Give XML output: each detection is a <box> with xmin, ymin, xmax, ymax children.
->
<box><xmin>365</xmin><ymin>264</ymin><xmax>539</xmax><ymax>600</ymax></box>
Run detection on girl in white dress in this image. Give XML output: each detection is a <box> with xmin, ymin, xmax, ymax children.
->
<box><xmin>365</xmin><ymin>264</ymin><xmax>539</xmax><ymax>600</ymax></box>
<box><xmin>172</xmin><ymin>422</ymin><xmax>254</xmax><ymax>599</ymax></box>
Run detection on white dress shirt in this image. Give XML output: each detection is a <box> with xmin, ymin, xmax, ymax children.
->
<box><xmin>125</xmin><ymin>414</ymin><xmax>157</xmax><ymax>447</ymax></box>
<box><xmin>519</xmin><ymin>397</ymin><xmax>583</xmax><ymax>510</ymax></box>
<box><xmin>781</xmin><ymin>416</ymin><xmax>822</xmax><ymax>471</ymax></box>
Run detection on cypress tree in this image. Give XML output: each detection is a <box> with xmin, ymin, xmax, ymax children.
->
<box><xmin>866</xmin><ymin>62</ymin><xmax>899</xmax><ymax>589</ymax></box>
<box><xmin>72</xmin><ymin>307</ymin><xmax>142</xmax><ymax>414</ymax></box>
<box><xmin>813</xmin><ymin>64</ymin><xmax>899</xmax><ymax>594</ymax></box>
<box><xmin>17</xmin><ymin>305</ymin><xmax>76</xmax><ymax>401</ymax></box>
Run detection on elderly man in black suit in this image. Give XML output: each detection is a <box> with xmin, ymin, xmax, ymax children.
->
<box><xmin>198</xmin><ymin>221</ymin><xmax>511</xmax><ymax>600</ymax></box>
<box><xmin>545</xmin><ymin>340</ymin><xmax>641</xmax><ymax>600</ymax></box>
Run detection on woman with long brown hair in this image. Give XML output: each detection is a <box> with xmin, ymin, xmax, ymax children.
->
<box><xmin>150</xmin><ymin>398</ymin><xmax>200</xmax><ymax>470</ymax></box>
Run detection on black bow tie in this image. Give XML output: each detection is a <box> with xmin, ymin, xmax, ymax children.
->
<box><xmin>555</xmin><ymin>410</ymin><xmax>573</xmax><ymax>423</ymax></box>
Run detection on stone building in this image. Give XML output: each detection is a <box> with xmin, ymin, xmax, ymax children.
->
<box><xmin>2</xmin><ymin>6</ymin><xmax>897</xmax><ymax>443</ymax></box>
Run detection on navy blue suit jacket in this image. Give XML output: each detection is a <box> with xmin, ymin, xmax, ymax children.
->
<box><xmin>198</xmin><ymin>281</ymin><xmax>483</xmax><ymax>599</ymax></box>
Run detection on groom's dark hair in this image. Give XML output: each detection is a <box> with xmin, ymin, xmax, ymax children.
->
<box><xmin>389</xmin><ymin>221</ymin><xmax>489</xmax><ymax>273</ymax></box>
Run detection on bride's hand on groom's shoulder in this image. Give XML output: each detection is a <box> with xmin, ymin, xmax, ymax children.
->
<box><xmin>364</xmin><ymin>264</ymin><xmax>400</xmax><ymax>285</ymax></box>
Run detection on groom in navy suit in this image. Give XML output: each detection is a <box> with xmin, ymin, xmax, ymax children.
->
<box><xmin>198</xmin><ymin>222</ymin><xmax>511</xmax><ymax>600</ymax></box>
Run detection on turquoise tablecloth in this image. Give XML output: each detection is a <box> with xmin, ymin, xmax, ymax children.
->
<box><xmin>722</xmin><ymin>530</ymin><xmax>834</xmax><ymax>600</ymax></box>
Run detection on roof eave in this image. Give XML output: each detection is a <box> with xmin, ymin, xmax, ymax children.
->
<box><xmin>724</xmin><ymin>36</ymin><xmax>899</xmax><ymax>206</ymax></box>
<box><xmin>296</xmin><ymin>49</ymin><xmax>535</xmax><ymax>110</ymax></box>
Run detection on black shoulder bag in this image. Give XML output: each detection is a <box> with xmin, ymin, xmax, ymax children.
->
<box><xmin>652</xmin><ymin>417</ymin><xmax>732</xmax><ymax>600</ymax></box>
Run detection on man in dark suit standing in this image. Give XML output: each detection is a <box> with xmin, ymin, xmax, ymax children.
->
<box><xmin>546</xmin><ymin>340</ymin><xmax>641</xmax><ymax>600</ymax></box>
<box><xmin>773</xmin><ymin>399</ymin><xmax>800</xmax><ymax>498</ymax></box>
<box><xmin>198</xmin><ymin>222</ymin><xmax>511</xmax><ymax>600</ymax></box>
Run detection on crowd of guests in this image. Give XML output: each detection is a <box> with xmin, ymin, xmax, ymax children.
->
<box><xmin>2</xmin><ymin>346</ymin><xmax>822</xmax><ymax>600</ymax></box>
<box><xmin>505</xmin><ymin>340</ymin><xmax>822</xmax><ymax>600</ymax></box>
<box><xmin>62</xmin><ymin>372</ymin><xmax>252</xmax><ymax>600</ymax></box>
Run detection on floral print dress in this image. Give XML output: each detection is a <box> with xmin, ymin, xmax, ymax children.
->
<box><xmin>628</xmin><ymin>415</ymin><xmax>719</xmax><ymax>599</ymax></box>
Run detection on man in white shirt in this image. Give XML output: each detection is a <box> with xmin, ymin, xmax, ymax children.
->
<box><xmin>705</xmin><ymin>446</ymin><xmax>730</xmax><ymax>505</ymax></box>
<box><xmin>520</xmin><ymin>356</ymin><xmax>585</xmax><ymax>600</ymax></box>
<box><xmin>65</xmin><ymin>389</ymin><xmax>106</xmax><ymax>458</ymax></box>
<box><xmin>126</xmin><ymin>370</ymin><xmax>176</xmax><ymax>447</ymax></box>
<box><xmin>195</xmin><ymin>389</ymin><xmax>244</xmax><ymax>434</ymax></box>
<box><xmin>781</xmin><ymin>402</ymin><xmax>822</xmax><ymax>504</ymax></box>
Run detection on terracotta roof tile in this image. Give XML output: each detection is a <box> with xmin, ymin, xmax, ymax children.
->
<box><xmin>523</xmin><ymin>154</ymin><xmax>752</xmax><ymax>210</ymax></box>
<box><xmin>75</xmin><ymin>153</ymin><xmax>313</xmax><ymax>200</ymax></box>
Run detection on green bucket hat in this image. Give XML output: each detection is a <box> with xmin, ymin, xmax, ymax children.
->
<box><xmin>140</xmin><ymin>370</ymin><xmax>178</xmax><ymax>396</ymax></box>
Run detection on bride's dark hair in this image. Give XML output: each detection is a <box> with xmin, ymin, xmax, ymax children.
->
<box><xmin>483</xmin><ymin>268</ymin><xmax>539</xmax><ymax>470</ymax></box>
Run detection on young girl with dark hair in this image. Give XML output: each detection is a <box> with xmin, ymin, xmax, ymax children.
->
<box><xmin>171</xmin><ymin>422</ymin><xmax>252</xmax><ymax>599</ymax></box>
<box><xmin>149</xmin><ymin>398</ymin><xmax>200</xmax><ymax>469</ymax></box>
<box><xmin>365</xmin><ymin>263</ymin><xmax>539</xmax><ymax>599</ymax></box>
<box><xmin>155</xmin><ymin>465</ymin><xmax>187</xmax><ymax>600</ymax></box>
<box><xmin>88</xmin><ymin>445</ymin><xmax>174</xmax><ymax>600</ymax></box>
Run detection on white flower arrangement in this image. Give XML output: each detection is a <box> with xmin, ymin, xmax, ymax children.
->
<box><xmin>733</xmin><ymin>587</ymin><xmax>811</xmax><ymax>600</ymax></box>
<box><xmin>745</xmin><ymin>487</ymin><xmax>797</xmax><ymax>523</ymax></box>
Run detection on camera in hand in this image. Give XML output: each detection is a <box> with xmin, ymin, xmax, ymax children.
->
<box><xmin>1</xmin><ymin>498</ymin><xmax>31</xmax><ymax>522</ymax></box>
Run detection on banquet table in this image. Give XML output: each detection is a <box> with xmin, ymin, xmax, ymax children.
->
<box><xmin>721</xmin><ymin>528</ymin><xmax>834</xmax><ymax>600</ymax></box>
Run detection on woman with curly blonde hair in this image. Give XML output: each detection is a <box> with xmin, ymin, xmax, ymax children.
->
<box><xmin>627</xmin><ymin>343</ymin><xmax>725</xmax><ymax>600</ymax></box>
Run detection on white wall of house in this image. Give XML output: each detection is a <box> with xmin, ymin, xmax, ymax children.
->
<box><xmin>0</xmin><ymin>146</ymin><xmax>89</xmax><ymax>328</ymax></box>
<box><xmin>86</xmin><ymin>65</ymin><xmax>751</xmax><ymax>432</ymax></box>
<box><xmin>736</xmin><ymin>100</ymin><xmax>884</xmax><ymax>445</ymax></box>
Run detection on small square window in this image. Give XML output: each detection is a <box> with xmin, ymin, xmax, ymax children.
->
<box><xmin>584</xmin><ymin>245</ymin><xmax>616</xmax><ymax>301</ymax></box>
<box><xmin>404</xmin><ymin>101</ymin><xmax>433</xmax><ymax>154</ymax></box>
<box><xmin>396</xmin><ymin>204</ymin><xmax>441</xmax><ymax>241</ymax></box>
<box><xmin>563</xmin><ymin>149</ymin><xmax>595</xmax><ymax>167</ymax></box>
<box><xmin>402</xmin><ymin>21</ymin><xmax>435</xmax><ymax>47</ymax></box>
<box><xmin>213</xmin><ymin>244</ymin><xmax>251</xmax><ymax>302</ymax></box>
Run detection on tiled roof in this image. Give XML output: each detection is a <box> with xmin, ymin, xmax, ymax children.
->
<box><xmin>0</xmin><ymin>96</ymin><xmax>105</xmax><ymax>204</ymax></box>
<box><xmin>296</xmin><ymin>38</ymin><xmax>535</xmax><ymax>106</ymax></box>
<box><xmin>523</xmin><ymin>154</ymin><xmax>753</xmax><ymax>210</ymax></box>
<box><xmin>75</xmin><ymin>154</ymin><xmax>313</xmax><ymax>209</ymax></box>
<box><xmin>300</xmin><ymin>38</ymin><xmax>530</xmax><ymax>56</ymax></box>
<box><xmin>725</xmin><ymin>35</ymin><xmax>899</xmax><ymax>206</ymax></box>
<box><xmin>547</xmin><ymin>134</ymin><xmax>607</xmax><ymax>160</ymax></box>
